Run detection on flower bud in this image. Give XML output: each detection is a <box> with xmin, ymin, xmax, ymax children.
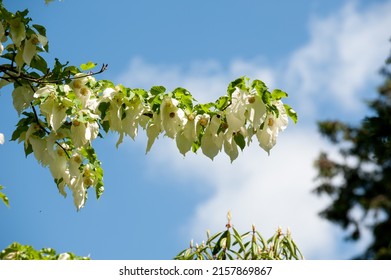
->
<box><xmin>80</xmin><ymin>87</ymin><xmax>89</xmax><ymax>96</ymax></box>
<box><xmin>199</xmin><ymin>117</ymin><xmax>208</xmax><ymax>126</ymax></box>
<box><xmin>83</xmin><ymin>177</ymin><xmax>93</xmax><ymax>186</ymax></box>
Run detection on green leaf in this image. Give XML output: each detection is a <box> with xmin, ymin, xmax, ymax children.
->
<box><xmin>215</xmin><ymin>96</ymin><xmax>229</xmax><ymax>110</ymax></box>
<box><xmin>284</xmin><ymin>104</ymin><xmax>298</xmax><ymax>124</ymax></box>
<box><xmin>11</xmin><ymin>114</ymin><xmax>34</xmax><ymax>141</ymax></box>
<box><xmin>212</xmin><ymin>230</ymin><xmax>229</xmax><ymax>255</ymax></box>
<box><xmin>173</xmin><ymin>87</ymin><xmax>194</xmax><ymax>110</ymax></box>
<box><xmin>98</xmin><ymin>102</ymin><xmax>110</xmax><ymax>120</ymax></box>
<box><xmin>150</xmin><ymin>86</ymin><xmax>166</xmax><ymax>96</ymax></box>
<box><xmin>226</xmin><ymin>230</ymin><xmax>231</xmax><ymax>250</ymax></box>
<box><xmin>194</xmin><ymin>102</ymin><xmax>213</xmax><ymax>114</ymax></box>
<box><xmin>251</xmin><ymin>241</ymin><xmax>258</xmax><ymax>258</ymax></box>
<box><xmin>227</xmin><ymin>76</ymin><xmax>249</xmax><ymax>96</ymax></box>
<box><xmin>0</xmin><ymin>185</ymin><xmax>10</xmax><ymax>207</ymax></box>
<box><xmin>95</xmin><ymin>182</ymin><xmax>104</xmax><ymax>199</ymax></box>
<box><xmin>271</xmin><ymin>89</ymin><xmax>288</xmax><ymax>100</ymax></box>
<box><xmin>63</xmin><ymin>65</ymin><xmax>80</xmax><ymax>76</ymax></box>
<box><xmin>80</xmin><ymin>61</ymin><xmax>97</xmax><ymax>71</ymax></box>
<box><xmin>24</xmin><ymin>143</ymin><xmax>33</xmax><ymax>157</ymax></box>
<box><xmin>30</xmin><ymin>54</ymin><xmax>48</xmax><ymax>74</ymax></box>
<box><xmin>234</xmin><ymin>133</ymin><xmax>246</xmax><ymax>151</ymax></box>
<box><xmin>251</xmin><ymin>79</ymin><xmax>268</xmax><ymax>96</ymax></box>
<box><xmin>101</xmin><ymin>120</ymin><xmax>110</xmax><ymax>134</ymax></box>
<box><xmin>207</xmin><ymin>231</ymin><xmax>223</xmax><ymax>244</ymax></box>
<box><xmin>32</xmin><ymin>24</ymin><xmax>47</xmax><ymax>37</ymax></box>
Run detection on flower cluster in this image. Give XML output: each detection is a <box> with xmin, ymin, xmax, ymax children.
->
<box><xmin>0</xmin><ymin>6</ymin><xmax>297</xmax><ymax>210</ymax></box>
<box><xmin>16</xmin><ymin>76</ymin><xmax>104</xmax><ymax>210</ymax></box>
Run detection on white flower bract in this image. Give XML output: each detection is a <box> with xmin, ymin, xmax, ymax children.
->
<box><xmin>256</xmin><ymin>100</ymin><xmax>288</xmax><ymax>154</ymax></box>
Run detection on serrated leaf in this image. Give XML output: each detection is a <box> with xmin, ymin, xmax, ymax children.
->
<box><xmin>80</xmin><ymin>61</ymin><xmax>97</xmax><ymax>71</ymax></box>
<box><xmin>150</xmin><ymin>86</ymin><xmax>166</xmax><ymax>96</ymax></box>
<box><xmin>227</xmin><ymin>76</ymin><xmax>249</xmax><ymax>96</ymax></box>
<box><xmin>215</xmin><ymin>96</ymin><xmax>229</xmax><ymax>110</ymax></box>
<box><xmin>271</xmin><ymin>89</ymin><xmax>288</xmax><ymax>100</ymax></box>
<box><xmin>251</xmin><ymin>79</ymin><xmax>268</xmax><ymax>96</ymax></box>
<box><xmin>173</xmin><ymin>87</ymin><xmax>194</xmax><ymax>110</ymax></box>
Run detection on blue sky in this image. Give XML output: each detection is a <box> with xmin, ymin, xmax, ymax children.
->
<box><xmin>1</xmin><ymin>0</ymin><xmax>391</xmax><ymax>259</ymax></box>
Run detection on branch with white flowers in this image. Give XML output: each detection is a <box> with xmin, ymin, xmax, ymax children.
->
<box><xmin>0</xmin><ymin>4</ymin><xmax>297</xmax><ymax>210</ymax></box>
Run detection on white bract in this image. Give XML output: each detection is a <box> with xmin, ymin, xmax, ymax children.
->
<box><xmin>8</xmin><ymin>17</ymin><xmax>25</xmax><ymax>48</ymax></box>
<box><xmin>201</xmin><ymin>115</ymin><xmax>224</xmax><ymax>160</ymax></box>
<box><xmin>12</xmin><ymin>86</ymin><xmax>34</xmax><ymax>115</ymax></box>
<box><xmin>256</xmin><ymin>100</ymin><xmax>288</xmax><ymax>154</ymax></box>
<box><xmin>176</xmin><ymin>114</ymin><xmax>198</xmax><ymax>155</ymax></box>
<box><xmin>69</xmin><ymin>74</ymin><xmax>96</xmax><ymax>109</ymax></box>
<box><xmin>0</xmin><ymin>4</ymin><xmax>297</xmax><ymax>210</ymax></box>
<box><xmin>70</xmin><ymin>117</ymin><xmax>99</xmax><ymax>148</ymax></box>
<box><xmin>226</xmin><ymin>88</ymin><xmax>248</xmax><ymax>132</ymax></box>
<box><xmin>22</xmin><ymin>34</ymin><xmax>48</xmax><ymax>66</ymax></box>
<box><xmin>160</xmin><ymin>96</ymin><xmax>186</xmax><ymax>138</ymax></box>
<box><xmin>0</xmin><ymin>22</ymin><xmax>4</xmax><ymax>55</ymax></box>
<box><xmin>146</xmin><ymin>113</ymin><xmax>162</xmax><ymax>153</ymax></box>
<box><xmin>122</xmin><ymin>97</ymin><xmax>145</xmax><ymax>140</ymax></box>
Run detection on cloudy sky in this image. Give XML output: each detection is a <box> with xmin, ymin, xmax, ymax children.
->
<box><xmin>1</xmin><ymin>0</ymin><xmax>391</xmax><ymax>259</ymax></box>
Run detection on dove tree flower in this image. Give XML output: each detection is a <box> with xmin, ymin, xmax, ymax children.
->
<box><xmin>160</xmin><ymin>96</ymin><xmax>186</xmax><ymax>138</ymax></box>
<box><xmin>22</xmin><ymin>33</ymin><xmax>48</xmax><ymax>66</ymax></box>
<box><xmin>256</xmin><ymin>100</ymin><xmax>289</xmax><ymax>154</ymax></box>
<box><xmin>201</xmin><ymin>115</ymin><xmax>224</xmax><ymax>160</ymax></box>
<box><xmin>0</xmin><ymin>6</ymin><xmax>297</xmax><ymax>210</ymax></box>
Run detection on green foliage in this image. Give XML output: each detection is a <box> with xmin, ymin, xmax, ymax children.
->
<box><xmin>175</xmin><ymin>213</ymin><xmax>304</xmax><ymax>260</ymax></box>
<box><xmin>0</xmin><ymin>185</ymin><xmax>10</xmax><ymax>207</ymax></box>
<box><xmin>0</xmin><ymin>0</ymin><xmax>303</xmax><ymax>261</ymax></box>
<box><xmin>0</xmin><ymin>4</ymin><xmax>296</xmax><ymax>210</ymax></box>
<box><xmin>0</xmin><ymin>242</ymin><xmax>89</xmax><ymax>260</ymax></box>
<box><xmin>80</xmin><ymin>61</ymin><xmax>97</xmax><ymax>71</ymax></box>
<box><xmin>313</xmin><ymin>45</ymin><xmax>391</xmax><ymax>259</ymax></box>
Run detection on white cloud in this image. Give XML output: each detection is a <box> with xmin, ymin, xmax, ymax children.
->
<box><xmin>285</xmin><ymin>1</ymin><xmax>391</xmax><ymax>116</ymax></box>
<box><xmin>116</xmin><ymin>1</ymin><xmax>390</xmax><ymax>259</ymax></box>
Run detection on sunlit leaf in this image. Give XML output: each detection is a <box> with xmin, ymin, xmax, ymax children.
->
<box><xmin>80</xmin><ymin>61</ymin><xmax>97</xmax><ymax>71</ymax></box>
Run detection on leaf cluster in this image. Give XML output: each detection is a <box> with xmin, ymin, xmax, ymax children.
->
<box><xmin>0</xmin><ymin>242</ymin><xmax>89</xmax><ymax>260</ymax></box>
<box><xmin>175</xmin><ymin>214</ymin><xmax>303</xmax><ymax>260</ymax></box>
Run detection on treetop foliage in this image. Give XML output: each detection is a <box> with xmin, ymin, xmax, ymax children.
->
<box><xmin>314</xmin><ymin>43</ymin><xmax>391</xmax><ymax>259</ymax></box>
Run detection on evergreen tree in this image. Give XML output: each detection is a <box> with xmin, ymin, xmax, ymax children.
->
<box><xmin>314</xmin><ymin>43</ymin><xmax>391</xmax><ymax>259</ymax></box>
